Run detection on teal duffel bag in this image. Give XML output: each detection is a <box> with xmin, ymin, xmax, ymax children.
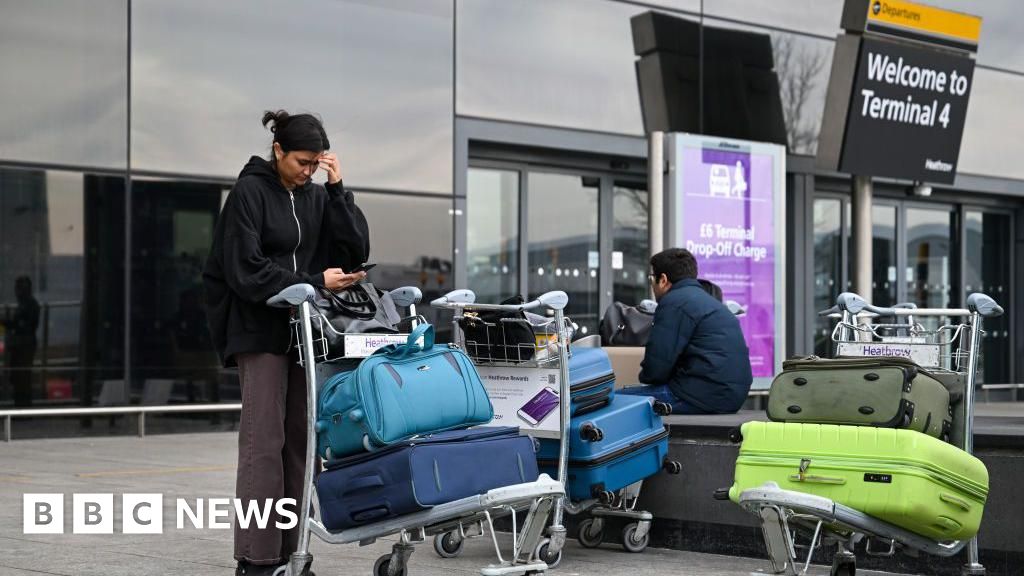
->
<box><xmin>316</xmin><ymin>323</ymin><xmax>494</xmax><ymax>461</ymax></box>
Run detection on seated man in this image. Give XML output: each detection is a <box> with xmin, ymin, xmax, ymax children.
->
<box><xmin>620</xmin><ymin>248</ymin><xmax>752</xmax><ymax>414</ymax></box>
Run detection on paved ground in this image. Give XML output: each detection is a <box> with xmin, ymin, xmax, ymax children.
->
<box><xmin>0</xmin><ymin>432</ymin><xmax>905</xmax><ymax>576</ymax></box>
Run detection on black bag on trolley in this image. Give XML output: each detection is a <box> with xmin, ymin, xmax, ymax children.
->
<box><xmin>311</xmin><ymin>283</ymin><xmax>402</xmax><ymax>346</ymax></box>
<box><xmin>458</xmin><ymin>295</ymin><xmax>537</xmax><ymax>362</ymax></box>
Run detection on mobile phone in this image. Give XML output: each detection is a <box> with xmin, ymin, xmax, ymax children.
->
<box><xmin>517</xmin><ymin>387</ymin><xmax>560</xmax><ymax>427</ymax></box>
<box><xmin>351</xmin><ymin>262</ymin><xmax>377</xmax><ymax>274</ymax></box>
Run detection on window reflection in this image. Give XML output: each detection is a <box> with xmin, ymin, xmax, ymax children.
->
<box><xmin>0</xmin><ymin>168</ymin><xmax>125</xmax><ymax>409</ymax></box>
<box><xmin>467</xmin><ymin>168</ymin><xmax>520</xmax><ymax>303</ymax></box>
<box><xmin>355</xmin><ymin>192</ymin><xmax>454</xmax><ymax>340</ymax></box>
<box><xmin>527</xmin><ymin>172</ymin><xmax>600</xmax><ymax>336</ymax></box>
<box><xmin>132</xmin><ymin>0</ymin><xmax>453</xmax><ymax>192</ymax></box>
<box><xmin>131</xmin><ymin>180</ymin><xmax>226</xmax><ymax>409</ymax></box>
<box><xmin>0</xmin><ymin>0</ymin><xmax>127</xmax><ymax>168</ymax></box>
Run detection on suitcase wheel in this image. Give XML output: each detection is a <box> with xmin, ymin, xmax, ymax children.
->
<box><xmin>621</xmin><ymin>522</ymin><xmax>649</xmax><ymax>553</ymax></box>
<box><xmin>653</xmin><ymin>401</ymin><xmax>673</xmax><ymax>416</ymax></box>
<box><xmin>663</xmin><ymin>459</ymin><xmax>682</xmax><ymax>475</ymax></box>
<box><xmin>580</xmin><ymin>423</ymin><xmax>604</xmax><ymax>442</ymax></box>
<box><xmin>728</xmin><ymin>427</ymin><xmax>743</xmax><ymax>444</ymax></box>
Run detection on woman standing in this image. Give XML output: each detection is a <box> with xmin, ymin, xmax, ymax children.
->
<box><xmin>203</xmin><ymin>110</ymin><xmax>369</xmax><ymax>575</ymax></box>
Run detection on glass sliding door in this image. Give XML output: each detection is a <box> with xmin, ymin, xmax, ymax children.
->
<box><xmin>965</xmin><ymin>211</ymin><xmax>1011</xmax><ymax>385</ymax></box>
<box><xmin>527</xmin><ymin>172</ymin><xmax>600</xmax><ymax>336</ymax></box>
<box><xmin>466</xmin><ymin>168</ymin><xmax>520</xmax><ymax>303</ymax></box>
<box><xmin>812</xmin><ymin>198</ymin><xmax>842</xmax><ymax>356</ymax></box>
<box><xmin>905</xmin><ymin>207</ymin><xmax>955</xmax><ymax>319</ymax></box>
<box><xmin>612</xmin><ymin>182</ymin><xmax>649</xmax><ymax>307</ymax></box>
<box><xmin>871</xmin><ymin>204</ymin><xmax>898</xmax><ymax>307</ymax></box>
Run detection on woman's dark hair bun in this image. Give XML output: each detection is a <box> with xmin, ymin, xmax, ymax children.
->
<box><xmin>262</xmin><ymin>109</ymin><xmax>328</xmax><ymax>153</ymax></box>
<box><xmin>261</xmin><ymin>109</ymin><xmax>290</xmax><ymax>133</ymax></box>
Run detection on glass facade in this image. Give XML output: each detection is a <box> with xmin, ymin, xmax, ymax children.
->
<box><xmin>132</xmin><ymin>0</ymin><xmax>454</xmax><ymax>193</ymax></box>
<box><xmin>0</xmin><ymin>1</ymin><xmax>127</xmax><ymax>168</ymax></box>
<box><xmin>0</xmin><ymin>168</ymin><xmax>125</xmax><ymax>411</ymax></box>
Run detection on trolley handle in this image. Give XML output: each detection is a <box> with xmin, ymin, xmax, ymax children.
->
<box><xmin>431</xmin><ymin>289</ymin><xmax>569</xmax><ymax>313</ymax></box>
<box><xmin>266</xmin><ymin>283</ymin><xmax>424</xmax><ymax>310</ymax></box>
<box><xmin>967</xmin><ymin>293</ymin><xmax>1004</xmax><ymax>318</ymax></box>
<box><xmin>267</xmin><ymin>283</ymin><xmax>317</xmax><ymax>308</ymax></box>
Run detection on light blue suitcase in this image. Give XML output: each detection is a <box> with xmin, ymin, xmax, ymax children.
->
<box><xmin>316</xmin><ymin>324</ymin><xmax>494</xmax><ymax>460</ymax></box>
<box><xmin>537</xmin><ymin>394</ymin><xmax>671</xmax><ymax>500</ymax></box>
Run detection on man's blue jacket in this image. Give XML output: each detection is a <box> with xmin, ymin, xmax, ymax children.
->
<box><xmin>639</xmin><ymin>278</ymin><xmax>753</xmax><ymax>413</ymax></box>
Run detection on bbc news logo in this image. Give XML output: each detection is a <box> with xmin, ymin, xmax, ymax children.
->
<box><xmin>23</xmin><ymin>494</ymin><xmax>297</xmax><ymax>534</ymax></box>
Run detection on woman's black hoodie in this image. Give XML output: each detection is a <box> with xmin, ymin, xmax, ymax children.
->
<box><xmin>203</xmin><ymin>156</ymin><xmax>369</xmax><ymax>365</ymax></box>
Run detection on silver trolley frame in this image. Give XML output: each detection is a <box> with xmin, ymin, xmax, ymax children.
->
<box><xmin>738</xmin><ymin>291</ymin><xmax>1004</xmax><ymax>576</ymax></box>
<box><xmin>265</xmin><ymin>283</ymin><xmax>565</xmax><ymax>576</ymax></box>
<box><xmin>429</xmin><ymin>290</ymin><xmax>681</xmax><ymax>564</ymax></box>
<box><xmin>429</xmin><ymin>290</ymin><xmax>575</xmax><ymax>568</ymax></box>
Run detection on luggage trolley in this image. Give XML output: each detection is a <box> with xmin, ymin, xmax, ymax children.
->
<box><xmin>265</xmin><ymin>283</ymin><xmax>565</xmax><ymax>576</ymax></box>
<box><xmin>430</xmin><ymin>290</ymin><xmax>678</xmax><ymax>564</ymax></box>
<box><xmin>734</xmin><ymin>291</ymin><xmax>1004</xmax><ymax>576</ymax></box>
<box><xmin>429</xmin><ymin>289</ymin><xmax>575</xmax><ymax>568</ymax></box>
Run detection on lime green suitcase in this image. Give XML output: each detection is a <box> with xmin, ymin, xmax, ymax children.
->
<box><xmin>728</xmin><ymin>422</ymin><xmax>988</xmax><ymax>541</ymax></box>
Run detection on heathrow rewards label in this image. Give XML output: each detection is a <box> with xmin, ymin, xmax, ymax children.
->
<box><xmin>836</xmin><ymin>342</ymin><xmax>940</xmax><ymax>368</ymax></box>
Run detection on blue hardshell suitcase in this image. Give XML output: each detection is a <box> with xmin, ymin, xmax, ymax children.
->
<box><xmin>316</xmin><ymin>426</ymin><xmax>538</xmax><ymax>532</ymax></box>
<box><xmin>537</xmin><ymin>394</ymin><xmax>669</xmax><ymax>500</ymax></box>
<box><xmin>315</xmin><ymin>324</ymin><xmax>494</xmax><ymax>460</ymax></box>
<box><xmin>568</xmin><ymin>347</ymin><xmax>616</xmax><ymax>416</ymax></box>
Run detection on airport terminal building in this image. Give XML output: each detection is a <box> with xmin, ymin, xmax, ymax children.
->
<box><xmin>2</xmin><ymin>0</ymin><xmax>1023</xmax><ymax>435</ymax></box>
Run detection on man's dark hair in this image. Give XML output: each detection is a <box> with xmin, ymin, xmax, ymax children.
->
<box><xmin>650</xmin><ymin>248</ymin><xmax>698</xmax><ymax>283</ymax></box>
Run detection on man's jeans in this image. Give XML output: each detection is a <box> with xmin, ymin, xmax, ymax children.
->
<box><xmin>618</xmin><ymin>384</ymin><xmax>702</xmax><ymax>415</ymax></box>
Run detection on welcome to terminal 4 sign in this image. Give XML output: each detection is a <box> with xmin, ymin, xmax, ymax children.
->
<box><xmin>817</xmin><ymin>0</ymin><xmax>981</xmax><ymax>184</ymax></box>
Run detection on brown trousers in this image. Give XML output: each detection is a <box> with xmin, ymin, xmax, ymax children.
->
<box><xmin>234</xmin><ymin>352</ymin><xmax>309</xmax><ymax>566</ymax></box>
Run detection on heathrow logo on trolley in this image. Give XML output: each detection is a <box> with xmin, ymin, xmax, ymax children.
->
<box><xmin>836</xmin><ymin>342</ymin><xmax>940</xmax><ymax>367</ymax></box>
<box><xmin>23</xmin><ymin>494</ymin><xmax>298</xmax><ymax>534</ymax></box>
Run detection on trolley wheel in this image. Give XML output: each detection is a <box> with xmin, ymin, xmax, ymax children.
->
<box><xmin>373</xmin><ymin>554</ymin><xmax>407</xmax><ymax>576</ymax></box>
<box><xmin>535</xmin><ymin>539</ymin><xmax>562</xmax><ymax>569</ymax></box>
<box><xmin>577</xmin><ymin>518</ymin><xmax>604</xmax><ymax>549</ymax></box>
<box><xmin>830</xmin><ymin>556</ymin><xmax>856</xmax><ymax>576</ymax></box>
<box><xmin>621</xmin><ymin>523</ymin><xmax>650</xmax><ymax>553</ymax></box>
<box><xmin>433</xmin><ymin>531</ymin><xmax>464</xmax><ymax>558</ymax></box>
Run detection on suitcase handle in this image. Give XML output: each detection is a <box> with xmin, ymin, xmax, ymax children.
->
<box><xmin>939</xmin><ymin>493</ymin><xmax>971</xmax><ymax>512</ymax></box>
<box><xmin>787</xmin><ymin>473</ymin><xmax>847</xmax><ymax>485</ymax></box>
<box><xmin>343</xmin><ymin>475</ymin><xmax>386</xmax><ymax>496</ymax></box>
<box><xmin>789</xmin><ymin>458</ymin><xmax>847</xmax><ymax>485</ymax></box>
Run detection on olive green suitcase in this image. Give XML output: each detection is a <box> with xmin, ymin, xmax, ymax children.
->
<box><xmin>728</xmin><ymin>422</ymin><xmax>989</xmax><ymax>541</ymax></box>
<box><xmin>767</xmin><ymin>356</ymin><xmax>953</xmax><ymax>439</ymax></box>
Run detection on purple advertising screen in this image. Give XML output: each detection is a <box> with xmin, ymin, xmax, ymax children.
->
<box><xmin>672</xmin><ymin>137</ymin><xmax>784</xmax><ymax>382</ymax></box>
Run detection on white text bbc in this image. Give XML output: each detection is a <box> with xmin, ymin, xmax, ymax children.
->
<box><xmin>23</xmin><ymin>494</ymin><xmax>297</xmax><ymax>534</ymax></box>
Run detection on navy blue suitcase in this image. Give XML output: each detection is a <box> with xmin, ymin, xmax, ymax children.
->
<box><xmin>537</xmin><ymin>395</ymin><xmax>669</xmax><ymax>501</ymax></box>
<box><xmin>316</xmin><ymin>427</ymin><xmax>538</xmax><ymax>532</ymax></box>
<box><xmin>569</xmin><ymin>347</ymin><xmax>616</xmax><ymax>416</ymax></box>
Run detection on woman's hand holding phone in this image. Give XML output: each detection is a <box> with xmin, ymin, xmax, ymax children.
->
<box><xmin>322</xmin><ymin>268</ymin><xmax>366</xmax><ymax>291</ymax></box>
